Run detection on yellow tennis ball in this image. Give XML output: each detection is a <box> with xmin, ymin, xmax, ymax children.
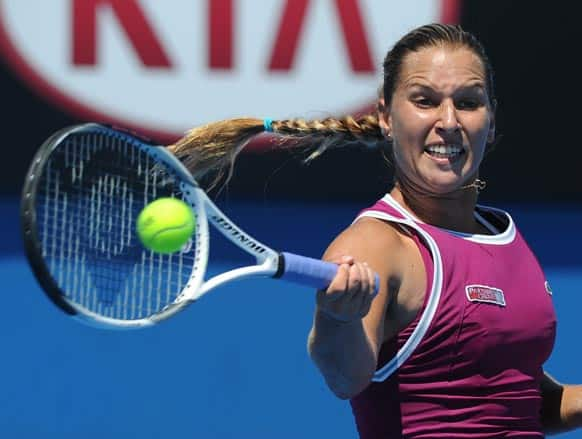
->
<box><xmin>136</xmin><ymin>198</ymin><xmax>195</xmax><ymax>254</ymax></box>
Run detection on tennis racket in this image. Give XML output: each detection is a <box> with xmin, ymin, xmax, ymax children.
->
<box><xmin>21</xmin><ymin>123</ymin><xmax>379</xmax><ymax>329</ymax></box>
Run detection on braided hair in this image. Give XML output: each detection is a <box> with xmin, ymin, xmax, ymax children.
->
<box><xmin>168</xmin><ymin>23</ymin><xmax>496</xmax><ymax>187</ymax></box>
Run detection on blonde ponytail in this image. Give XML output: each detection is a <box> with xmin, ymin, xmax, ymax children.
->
<box><xmin>167</xmin><ymin>113</ymin><xmax>385</xmax><ymax>186</ymax></box>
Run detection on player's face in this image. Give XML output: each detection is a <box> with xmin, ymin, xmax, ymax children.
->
<box><xmin>380</xmin><ymin>45</ymin><xmax>495</xmax><ymax>194</ymax></box>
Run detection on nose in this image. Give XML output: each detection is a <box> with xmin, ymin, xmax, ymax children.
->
<box><xmin>436</xmin><ymin>100</ymin><xmax>461</xmax><ymax>133</ymax></box>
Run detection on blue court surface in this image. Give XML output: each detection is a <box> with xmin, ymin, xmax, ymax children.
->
<box><xmin>1</xmin><ymin>198</ymin><xmax>581</xmax><ymax>438</ymax></box>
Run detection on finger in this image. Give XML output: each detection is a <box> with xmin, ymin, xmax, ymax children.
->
<box><xmin>364</xmin><ymin>262</ymin><xmax>377</xmax><ymax>297</ymax></box>
<box><xmin>351</xmin><ymin>263</ymin><xmax>371</xmax><ymax>313</ymax></box>
<box><xmin>362</xmin><ymin>265</ymin><xmax>378</xmax><ymax>308</ymax></box>
<box><xmin>340</xmin><ymin>255</ymin><xmax>355</xmax><ymax>265</ymax></box>
<box><xmin>358</xmin><ymin>262</ymin><xmax>371</xmax><ymax>295</ymax></box>
<box><xmin>325</xmin><ymin>255</ymin><xmax>355</xmax><ymax>266</ymax></box>
<box><xmin>322</xmin><ymin>263</ymin><xmax>350</xmax><ymax>303</ymax></box>
<box><xmin>348</xmin><ymin>263</ymin><xmax>364</xmax><ymax>298</ymax></box>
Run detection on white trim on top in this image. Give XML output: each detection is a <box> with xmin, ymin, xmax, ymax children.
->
<box><xmin>380</xmin><ymin>194</ymin><xmax>516</xmax><ymax>245</ymax></box>
<box><xmin>354</xmin><ymin>210</ymin><xmax>444</xmax><ymax>382</ymax></box>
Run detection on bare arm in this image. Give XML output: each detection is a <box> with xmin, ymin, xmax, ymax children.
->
<box><xmin>541</xmin><ymin>371</ymin><xmax>582</xmax><ymax>435</ymax></box>
<box><xmin>307</xmin><ymin>218</ymin><xmax>407</xmax><ymax>399</ymax></box>
<box><xmin>308</xmin><ymin>302</ymin><xmax>378</xmax><ymax>399</ymax></box>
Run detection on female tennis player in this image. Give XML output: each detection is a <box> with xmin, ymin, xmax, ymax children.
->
<box><xmin>168</xmin><ymin>23</ymin><xmax>581</xmax><ymax>439</ymax></box>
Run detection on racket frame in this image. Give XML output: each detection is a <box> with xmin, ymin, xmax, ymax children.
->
<box><xmin>21</xmin><ymin>124</ymin><xmax>282</xmax><ymax>329</ymax></box>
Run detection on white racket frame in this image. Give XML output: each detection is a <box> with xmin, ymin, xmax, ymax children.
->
<box><xmin>50</xmin><ymin>127</ymin><xmax>282</xmax><ymax>329</ymax></box>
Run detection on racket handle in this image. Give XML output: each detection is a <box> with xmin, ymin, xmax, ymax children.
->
<box><xmin>277</xmin><ymin>252</ymin><xmax>380</xmax><ymax>295</ymax></box>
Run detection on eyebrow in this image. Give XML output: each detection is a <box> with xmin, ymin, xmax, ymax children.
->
<box><xmin>406</xmin><ymin>81</ymin><xmax>486</xmax><ymax>92</ymax></box>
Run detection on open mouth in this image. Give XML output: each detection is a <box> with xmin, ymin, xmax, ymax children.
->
<box><xmin>424</xmin><ymin>144</ymin><xmax>465</xmax><ymax>160</ymax></box>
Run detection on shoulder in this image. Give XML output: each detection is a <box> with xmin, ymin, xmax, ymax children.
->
<box><xmin>323</xmin><ymin>214</ymin><xmax>429</xmax><ymax>344</ymax></box>
<box><xmin>323</xmin><ymin>216</ymin><xmax>417</xmax><ymax>276</ymax></box>
<box><xmin>326</xmin><ymin>215</ymin><xmax>403</xmax><ymax>248</ymax></box>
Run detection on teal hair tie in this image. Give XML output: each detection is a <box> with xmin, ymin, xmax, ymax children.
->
<box><xmin>263</xmin><ymin>118</ymin><xmax>274</xmax><ymax>133</ymax></box>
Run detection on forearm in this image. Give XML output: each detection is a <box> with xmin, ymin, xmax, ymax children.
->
<box><xmin>559</xmin><ymin>385</ymin><xmax>582</xmax><ymax>430</ymax></box>
<box><xmin>542</xmin><ymin>372</ymin><xmax>582</xmax><ymax>435</ymax></box>
<box><xmin>307</xmin><ymin>309</ymin><xmax>377</xmax><ymax>400</ymax></box>
<box><xmin>545</xmin><ymin>385</ymin><xmax>582</xmax><ymax>435</ymax></box>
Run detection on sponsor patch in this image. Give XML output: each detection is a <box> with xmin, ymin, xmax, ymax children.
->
<box><xmin>465</xmin><ymin>285</ymin><xmax>506</xmax><ymax>306</ymax></box>
<box><xmin>545</xmin><ymin>281</ymin><xmax>553</xmax><ymax>295</ymax></box>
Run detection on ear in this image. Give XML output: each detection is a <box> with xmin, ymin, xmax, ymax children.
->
<box><xmin>487</xmin><ymin>112</ymin><xmax>496</xmax><ymax>144</ymax></box>
<box><xmin>485</xmin><ymin>98</ymin><xmax>497</xmax><ymax>144</ymax></box>
<box><xmin>377</xmin><ymin>98</ymin><xmax>391</xmax><ymax>139</ymax></box>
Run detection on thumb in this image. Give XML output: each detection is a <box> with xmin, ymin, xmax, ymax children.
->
<box><xmin>340</xmin><ymin>255</ymin><xmax>355</xmax><ymax>265</ymax></box>
<box><xmin>325</xmin><ymin>254</ymin><xmax>355</xmax><ymax>265</ymax></box>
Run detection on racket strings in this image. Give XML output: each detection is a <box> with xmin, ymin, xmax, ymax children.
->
<box><xmin>35</xmin><ymin>133</ymin><xmax>199</xmax><ymax>320</ymax></box>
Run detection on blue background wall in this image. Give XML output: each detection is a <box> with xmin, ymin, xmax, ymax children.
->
<box><xmin>1</xmin><ymin>198</ymin><xmax>581</xmax><ymax>438</ymax></box>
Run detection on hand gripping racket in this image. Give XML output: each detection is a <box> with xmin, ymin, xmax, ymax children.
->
<box><xmin>21</xmin><ymin>123</ymin><xmax>379</xmax><ymax>329</ymax></box>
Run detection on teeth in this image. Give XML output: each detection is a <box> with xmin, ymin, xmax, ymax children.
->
<box><xmin>426</xmin><ymin>144</ymin><xmax>463</xmax><ymax>156</ymax></box>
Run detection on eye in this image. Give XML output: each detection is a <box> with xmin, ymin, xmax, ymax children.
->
<box><xmin>413</xmin><ymin>96</ymin><xmax>437</xmax><ymax>108</ymax></box>
<box><xmin>456</xmin><ymin>99</ymin><xmax>480</xmax><ymax>110</ymax></box>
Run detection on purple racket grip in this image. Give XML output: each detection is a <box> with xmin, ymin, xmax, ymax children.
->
<box><xmin>277</xmin><ymin>252</ymin><xmax>380</xmax><ymax>295</ymax></box>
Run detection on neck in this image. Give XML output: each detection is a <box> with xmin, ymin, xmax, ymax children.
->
<box><xmin>390</xmin><ymin>177</ymin><xmax>484</xmax><ymax>234</ymax></box>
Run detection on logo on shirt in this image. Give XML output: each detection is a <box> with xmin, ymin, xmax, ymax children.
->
<box><xmin>545</xmin><ymin>281</ymin><xmax>553</xmax><ymax>295</ymax></box>
<box><xmin>465</xmin><ymin>285</ymin><xmax>506</xmax><ymax>307</ymax></box>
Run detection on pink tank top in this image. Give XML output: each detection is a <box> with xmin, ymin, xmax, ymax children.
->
<box><xmin>349</xmin><ymin>194</ymin><xmax>557</xmax><ymax>438</ymax></box>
